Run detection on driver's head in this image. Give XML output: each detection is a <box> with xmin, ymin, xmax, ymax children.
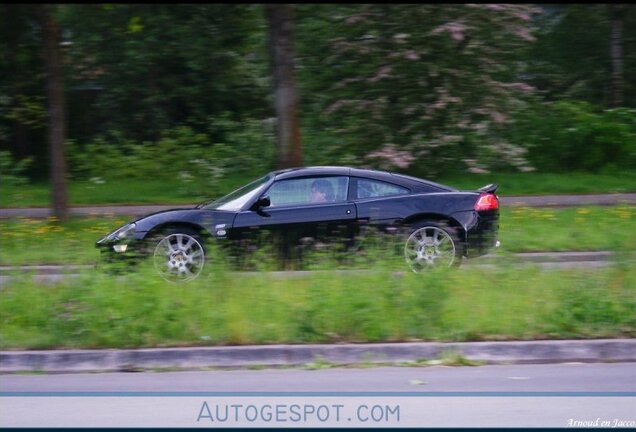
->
<box><xmin>310</xmin><ymin>179</ymin><xmax>335</xmax><ymax>203</ymax></box>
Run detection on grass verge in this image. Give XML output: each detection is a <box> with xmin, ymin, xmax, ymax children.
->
<box><xmin>439</xmin><ymin>170</ymin><xmax>636</xmax><ymax>196</ymax></box>
<box><xmin>0</xmin><ymin>260</ymin><xmax>634</xmax><ymax>350</ymax></box>
<box><xmin>0</xmin><ymin>205</ymin><xmax>634</xmax><ymax>266</ymax></box>
<box><xmin>2</xmin><ymin>171</ymin><xmax>635</xmax><ymax>208</ymax></box>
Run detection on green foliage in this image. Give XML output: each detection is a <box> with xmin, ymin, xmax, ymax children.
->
<box><xmin>0</xmin><ymin>263</ymin><xmax>634</xmax><ymax>349</ymax></box>
<box><xmin>542</xmin><ymin>266</ymin><xmax>636</xmax><ymax>337</ymax></box>
<box><xmin>527</xmin><ymin>5</ymin><xmax>636</xmax><ymax>107</ymax></box>
<box><xmin>508</xmin><ymin>101</ymin><xmax>636</xmax><ymax>172</ymax></box>
<box><xmin>58</xmin><ymin>4</ymin><xmax>269</xmax><ymax>143</ymax></box>
<box><xmin>4</xmin><ymin>95</ymin><xmax>48</xmax><ymax>129</ymax></box>
<box><xmin>432</xmin><ymin>352</ymin><xmax>485</xmax><ymax>367</ymax></box>
<box><xmin>0</xmin><ymin>5</ymin><xmax>48</xmax><ymax>176</ymax></box>
<box><xmin>0</xmin><ymin>150</ymin><xmax>32</xmax><ymax>188</ymax></box>
<box><xmin>207</xmin><ymin>113</ymin><xmax>277</xmax><ymax>176</ymax></box>
<box><xmin>67</xmin><ymin>119</ymin><xmax>276</xmax><ymax>199</ymax></box>
<box><xmin>67</xmin><ymin>126</ymin><xmax>224</xmax><ymax>197</ymax></box>
<box><xmin>296</xmin><ymin>4</ymin><xmax>540</xmax><ymax>175</ymax></box>
<box><xmin>3</xmin><ymin>4</ymin><xmax>636</xmax><ymax>182</ymax></box>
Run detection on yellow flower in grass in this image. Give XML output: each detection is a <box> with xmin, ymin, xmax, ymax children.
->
<box><xmin>611</xmin><ymin>206</ymin><xmax>635</xmax><ymax>220</ymax></box>
<box><xmin>539</xmin><ymin>210</ymin><xmax>555</xmax><ymax>220</ymax></box>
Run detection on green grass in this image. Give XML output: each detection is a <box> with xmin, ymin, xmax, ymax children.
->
<box><xmin>499</xmin><ymin>205</ymin><xmax>636</xmax><ymax>252</ymax></box>
<box><xmin>439</xmin><ymin>170</ymin><xmax>636</xmax><ymax>196</ymax></box>
<box><xmin>0</xmin><ymin>205</ymin><xmax>634</xmax><ymax>266</ymax></box>
<box><xmin>0</xmin><ymin>175</ymin><xmax>250</xmax><ymax>208</ymax></box>
<box><xmin>0</xmin><ymin>216</ymin><xmax>129</xmax><ymax>265</ymax></box>
<box><xmin>1</xmin><ymin>262</ymin><xmax>634</xmax><ymax>349</ymax></box>
<box><xmin>2</xmin><ymin>171</ymin><xmax>635</xmax><ymax>208</ymax></box>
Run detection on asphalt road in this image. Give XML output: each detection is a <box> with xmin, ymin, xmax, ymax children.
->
<box><xmin>2</xmin><ymin>363</ymin><xmax>635</xmax><ymax>427</ymax></box>
<box><xmin>3</xmin><ymin>362</ymin><xmax>635</xmax><ymax>392</ymax></box>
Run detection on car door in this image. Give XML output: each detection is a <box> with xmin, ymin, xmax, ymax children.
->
<box><xmin>233</xmin><ymin>176</ymin><xmax>357</xmax><ymax>248</ymax></box>
<box><xmin>350</xmin><ymin>176</ymin><xmax>411</xmax><ymax>230</ymax></box>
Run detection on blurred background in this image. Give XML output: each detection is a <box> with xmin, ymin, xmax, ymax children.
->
<box><xmin>0</xmin><ymin>5</ymin><xmax>635</xmax><ymax>350</ymax></box>
<box><xmin>1</xmin><ymin>4</ymin><xmax>635</xmax><ymax>217</ymax></box>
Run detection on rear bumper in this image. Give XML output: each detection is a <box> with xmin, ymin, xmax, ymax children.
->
<box><xmin>463</xmin><ymin>210</ymin><xmax>500</xmax><ymax>258</ymax></box>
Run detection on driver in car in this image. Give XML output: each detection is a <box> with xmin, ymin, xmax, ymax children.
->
<box><xmin>310</xmin><ymin>179</ymin><xmax>335</xmax><ymax>203</ymax></box>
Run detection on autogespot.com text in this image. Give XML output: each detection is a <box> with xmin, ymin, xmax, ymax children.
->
<box><xmin>197</xmin><ymin>401</ymin><xmax>400</xmax><ymax>425</ymax></box>
<box><xmin>2</xmin><ymin>395</ymin><xmax>635</xmax><ymax>427</ymax></box>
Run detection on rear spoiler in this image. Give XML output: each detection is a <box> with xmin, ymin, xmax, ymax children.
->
<box><xmin>477</xmin><ymin>183</ymin><xmax>498</xmax><ymax>194</ymax></box>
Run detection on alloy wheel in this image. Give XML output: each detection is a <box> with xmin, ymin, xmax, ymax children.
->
<box><xmin>153</xmin><ymin>233</ymin><xmax>205</xmax><ymax>282</ymax></box>
<box><xmin>404</xmin><ymin>226</ymin><xmax>456</xmax><ymax>272</ymax></box>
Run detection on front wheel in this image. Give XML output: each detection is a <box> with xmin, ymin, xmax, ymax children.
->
<box><xmin>150</xmin><ymin>228</ymin><xmax>206</xmax><ymax>282</ymax></box>
<box><xmin>404</xmin><ymin>221</ymin><xmax>461</xmax><ymax>273</ymax></box>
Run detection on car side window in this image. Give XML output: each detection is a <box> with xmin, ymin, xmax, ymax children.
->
<box><xmin>265</xmin><ymin>176</ymin><xmax>349</xmax><ymax>207</ymax></box>
<box><xmin>355</xmin><ymin>178</ymin><xmax>409</xmax><ymax>199</ymax></box>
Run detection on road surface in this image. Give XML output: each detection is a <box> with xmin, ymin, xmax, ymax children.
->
<box><xmin>3</xmin><ymin>362</ymin><xmax>635</xmax><ymax>393</ymax></box>
<box><xmin>2</xmin><ymin>363</ymin><xmax>635</xmax><ymax>427</ymax></box>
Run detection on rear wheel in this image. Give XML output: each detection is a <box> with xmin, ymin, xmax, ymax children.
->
<box><xmin>404</xmin><ymin>220</ymin><xmax>461</xmax><ymax>273</ymax></box>
<box><xmin>149</xmin><ymin>227</ymin><xmax>206</xmax><ymax>282</ymax></box>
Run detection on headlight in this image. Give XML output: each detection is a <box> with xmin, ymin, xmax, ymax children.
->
<box><xmin>107</xmin><ymin>222</ymin><xmax>136</xmax><ymax>241</ymax></box>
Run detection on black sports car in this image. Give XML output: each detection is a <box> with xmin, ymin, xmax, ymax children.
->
<box><xmin>97</xmin><ymin>166</ymin><xmax>500</xmax><ymax>281</ymax></box>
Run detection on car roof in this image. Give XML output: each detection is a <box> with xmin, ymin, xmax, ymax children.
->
<box><xmin>271</xmin><ymin>166</ymin><xmax>455</xmax><ymax>192</ymax></box>
<box><xmin>273</xmin><ymin>166</ymin><xmax>351</xmax><ymax>180</ymax></box>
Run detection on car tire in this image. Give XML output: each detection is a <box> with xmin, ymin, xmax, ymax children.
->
<box><xmin>403</xmin><ymin>220</ymin><xmax>462</xmax><ymax>273</ymax></box>
<box><xmin>148</xmin><ymin>227</ymin><xmax>206</xmax><ymax>282</ymax></box>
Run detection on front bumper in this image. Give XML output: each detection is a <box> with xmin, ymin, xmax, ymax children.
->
<box><xmin>96</xmin><ymin>229</ymin><xmax>148</xmax><ymax>263</ymax></box>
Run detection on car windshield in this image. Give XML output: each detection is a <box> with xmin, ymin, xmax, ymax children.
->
<box><xmin>199</xmin><ymin>174</ymin><xmax>271</xmax><ymax>211</ymax></box>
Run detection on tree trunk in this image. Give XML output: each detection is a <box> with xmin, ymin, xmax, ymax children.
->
<box><xmin>37</xmin><ymin>5</ymin><xmax>69</xmax><ymax>221</ymax></box>
<box><xmin>265</xmin><ymin>4</ymin><xmax>303</xmax><ymax>169</ymax></box>
<box><xmin>610</xmin><ymin>4</ymin><xmax>624</xmax><ymax>107</ymax></box>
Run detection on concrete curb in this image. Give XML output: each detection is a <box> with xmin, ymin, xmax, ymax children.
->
<box><xmin>1</xmin><ymin>339</ymin><xmax>635</xmax><ymax>373</ymax></box>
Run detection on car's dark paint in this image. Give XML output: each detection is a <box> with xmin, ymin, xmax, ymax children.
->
<box><xmin>97</xmin><ymin>166</ymin><xmax>499</xmax><ymax>268</ymax></box>
<box><xmin>465</xmin><ymin>209</ymin><xmax>499</xmax><ymax>257</ymax></box>
<box><xmin>233</xmin><ymin>201</ymin><xmax>357</xmax><ymax>244</ymax></box>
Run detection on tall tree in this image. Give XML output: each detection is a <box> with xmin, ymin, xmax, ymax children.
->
<box><xmin>527</xmin><ymin>5</ymin><xmax>636</xmax><ymax>107</ymax></box>
<box><xmin>610</xmin><ymin>4</ymin><xmax>625</xmax><ymax>107</ymax></box>
<box><xmin>36</xmin><ymin>5</ymin><xmax>68</xmax><ymax>221</ymax></box>
<box><xmin>265</xmin><ymin>4</ymin><xmax>302</xmax><ymax>169</ymax></box>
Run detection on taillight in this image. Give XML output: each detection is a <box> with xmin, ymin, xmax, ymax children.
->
<box><xmin>475</xmin><ymin>193</ymin><xmax>499</xmax><ymax>211</ymax></box>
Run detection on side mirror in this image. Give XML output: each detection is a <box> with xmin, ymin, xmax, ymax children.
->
<box><xmin>254</xmin><ymin>196</ymin><xmax>271</xmax><ymax>210</ymax></box>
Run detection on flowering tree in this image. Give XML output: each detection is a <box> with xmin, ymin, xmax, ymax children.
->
<box><xmin>298</xmin><ymin>4</ymin><xmax>540</xmax><ymax>176</ymax></box>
